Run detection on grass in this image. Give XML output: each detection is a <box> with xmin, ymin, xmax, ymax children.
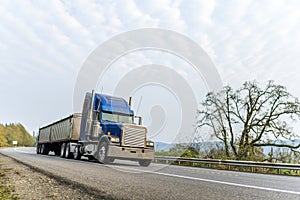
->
<box><xmin>0</xmin><ymin>163</ymin><xmax>20</xmax><ymax>200</ymax></box>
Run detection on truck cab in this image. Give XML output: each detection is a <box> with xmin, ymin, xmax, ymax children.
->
<box><xmin>75</xmin><ymin>91</ymin><xmax>154</xmax><ymax>166</ymax></box>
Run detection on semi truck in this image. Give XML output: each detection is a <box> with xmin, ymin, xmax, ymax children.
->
<box><xmin>36</xmin><ymin>90</ymin><xmax>154</xmax><ymax>166</ymax></box>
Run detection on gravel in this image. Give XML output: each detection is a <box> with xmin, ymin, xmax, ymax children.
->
<box><xmin>0</xmin><ymin>154</ymin><xmax>101</xmax><ymax>200</ymax></box>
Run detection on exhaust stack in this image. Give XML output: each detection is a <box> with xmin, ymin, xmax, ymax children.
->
<box><xmin>85</xmin><ymin>90</ymin><xmax>95</xmax><ymax>140</ymax></box>
<box><xmin>129</xmin><ymin>97</ymin><xmax>132</xmax><ymax>109</ymax></box>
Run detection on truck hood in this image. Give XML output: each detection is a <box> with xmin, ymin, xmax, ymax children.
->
<box><xmin>101</xmin><ymin>121</ymin><xmax>124</xmax><ymax>138</ymax></box>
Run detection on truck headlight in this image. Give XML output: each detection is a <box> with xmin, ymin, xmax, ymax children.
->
<box><xmin>146</xmin><ymin>141</ymin><xmax>154</xmax><ymax>147</ymax></box>
<box><xmin>110</xmin><ymin>136</ymin><xmax>120</xmax><ymax>143</ymax></box>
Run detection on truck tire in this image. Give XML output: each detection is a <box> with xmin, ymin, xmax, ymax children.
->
<box><xmin>60</xmin><ymin>143</ymin><xmax>66</xmax><ymax>158</ymax></box>
<box><xmin>73</xmin><ymin>146</ymin><xmax>81</xmax><ymax>160</ymax></box>
<box><xmin>65</xmin><ymin>143</ymin><xmax>73</xmax><ymax>159</ymax></box>
<box><xmin>40</xmin><ymin>144</ymin><xmax>44</xmax><ymax>154</ymax></box>
<box><xmin>41</xmin><ymin>144</ymin><xmax>49</xmax><ymax>155</ymax></box>
<box><xmin>36</xmin><ymin>145</ymin><xmax>41</xmax><ymax>154</ymax></box>
<box><xmin>138</xmin><ymin>159</ymin><xmax>151</xmax><ymax>167</ymax></box>
<box><xmin>97</xmin><ymin>142</ymin><xmax>109</xmax><ymax>164</ymax></box>
<box><xmin>39</xmin><ymin>145</ymin><xmax>43</xmax><ymax>154</ymax></box>
<box><xmin>38</xmin><ymin>144</ymin><xmax>42</xmax><ymax>154</ymax></box>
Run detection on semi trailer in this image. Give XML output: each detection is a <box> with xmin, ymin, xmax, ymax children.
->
<box><xmin>36</xmin><ymin>90</ymin><xmax>155</xmax><ymax>166</ymax></box>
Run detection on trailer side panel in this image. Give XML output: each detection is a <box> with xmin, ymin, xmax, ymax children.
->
<box><xmin>38</xmin><ymin>113</ymin><xmax>81</xmax><ymax>143</ymax></box>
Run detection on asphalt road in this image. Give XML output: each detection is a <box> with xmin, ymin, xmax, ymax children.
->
<box><xmin>1</xmin><ymin>147</ymin><xmax>300</xmax><ymax>200</ymax></box>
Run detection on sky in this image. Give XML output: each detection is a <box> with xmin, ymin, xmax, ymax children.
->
<box><xmin>1</xmin><ymin>0</ymin><xmax>300</xmax><ymax>143</ymax></box>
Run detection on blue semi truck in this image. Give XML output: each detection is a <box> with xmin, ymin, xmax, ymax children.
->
<box><xmin>36</xmin><ymin>90</ymin><xmax>154</xmax><ymax>166</ymax></box>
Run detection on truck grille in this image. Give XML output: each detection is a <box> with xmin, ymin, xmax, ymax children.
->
<box><xmin>122</xmin><ymin>126</ymin><xmax>146</xmax><ymax>148</ymax></box>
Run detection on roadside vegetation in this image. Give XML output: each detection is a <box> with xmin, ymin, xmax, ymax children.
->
<box><xmin>0</xmin><ymin>161</ymin><xmax>19</xmax><ymax>199</ymax></box>
<box><xmin>0</xmin><ymin>123</ymin><xmax>35</xmax><ymax>147</ymax></box>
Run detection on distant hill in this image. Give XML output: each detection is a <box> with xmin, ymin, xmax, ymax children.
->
<box><xmin>0</xmin><ymin>123</ymin><xmax>35</xmax><ymax>147</ymax></box>
<box><xmin>155</xmin><ymin>142</ymin><xmax>176</xmax><ymax>151</ymax></box>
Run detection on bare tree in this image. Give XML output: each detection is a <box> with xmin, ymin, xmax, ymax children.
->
<box><xmin>198</xmin><ymin>81</ymin><xmax>300</xmax><ymax>160</ymax></box>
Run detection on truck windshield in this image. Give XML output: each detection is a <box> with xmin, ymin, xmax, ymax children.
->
<box><xmin>101</xmin><ymin>112</ymin><xmax>133</xmax><ymax>123</ymax></box>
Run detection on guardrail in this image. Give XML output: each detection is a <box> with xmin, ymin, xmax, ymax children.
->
<box><xmin>154</xmin><ymin>156</ymin><xmax>300</xmax><ymax>175</ymax></box>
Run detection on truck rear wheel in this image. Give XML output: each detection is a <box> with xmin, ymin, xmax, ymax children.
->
<box><xmin>97</xmin><ymin>142</ymin><xmax>109</xmax><ymax>164</ymax></box>
<box><xmin>60</xmin><ymin>143</ymin><xmax>66</xmax><ymax>158</ymax></box>
<box><xmin>138</xmin><ymin>159</ymin><xmax>151</xmax><ymax>167</ymax></box>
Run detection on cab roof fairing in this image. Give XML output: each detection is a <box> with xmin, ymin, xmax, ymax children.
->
<box><xmin>88</xmin><ymin>93</ymin><xmax>134</xmax><ymax>116</ymax></box>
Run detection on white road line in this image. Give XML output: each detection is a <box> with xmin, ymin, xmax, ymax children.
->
<box><xmin>109</xmin><ymin>165</ymin><xmax>300</xmax><ymax>195</ymax></box>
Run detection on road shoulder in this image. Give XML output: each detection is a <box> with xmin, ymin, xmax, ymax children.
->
<box><xmin>0</xmin><ymin>153</ymin><xmax>99</xmax><ymax>200</ymax></box>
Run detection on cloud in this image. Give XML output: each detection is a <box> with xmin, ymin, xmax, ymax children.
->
<box><xmin>134</xmin><ymin>0</ymin><xmax>185</xmax><ymax>31</ymax></box>
<box><xmin>1</xmin><ymin>0</ymin><xmax>300</xmax><ymax>139</ymax></box>
<box><xmin>204</xmin><ymin>0</ymin><xmax>300</xmax><ymax>92</ymax></box>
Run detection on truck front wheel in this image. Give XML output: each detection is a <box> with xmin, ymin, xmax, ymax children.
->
<box><xmin>138</xmin><ymin>159</ymin><xmax>151</xmax><ymax>167</ymax></box>
<box><xmin>97</xmin><ymin>142</ymin><xmax>109</xmax><ymax>164</ymax></box>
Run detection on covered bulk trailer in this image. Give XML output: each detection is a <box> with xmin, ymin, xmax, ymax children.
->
<box><xmin>36</xmin><ymin>113</ymin><xmax>82</xmax><ymax>157</ymax></box>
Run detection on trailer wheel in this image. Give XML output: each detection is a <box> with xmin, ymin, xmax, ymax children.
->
<box><xmin>36</xmin><ymin>145</ymin><xmax>41</xmax><ymax>154</ymax></box>
<box><xmin>40</xmin><ymin>144</ymin><xmax>44</xmax><ymax>154</ymax></box>
<box><xmin>41</xmin><ymin>144</ymin><xmax>49</xmax><ymax>155</ymax></box>
<box><xmin>97</xmin><ymin>142</ymin><xmax>109</xmax><ymax>164</ymax></box>
<box><xmin>60</xmin><ymin>143</ymin><xmax>66</xmax><ymax>158</ymax></box>
<box><xmin>138</xmin><ymin>159</ymin><xmax>152</xmax><ymax>167</ymax></box>
<box><xmin>65</xmin><ymin>143</ymin><xmax>73</xmax><ymax>159</ymax></box>
<box><xmin>39</xmin><ymin>145</ymin><xmax>43</xmax><ymax>154</ymax></box>
<box><xmin>73</xmin><ymin>146</ymin><xmax>81</xmax><ymax>160</ymax></box>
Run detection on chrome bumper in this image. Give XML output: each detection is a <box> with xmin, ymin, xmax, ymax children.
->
<box><xmin>107</xmin><ymin>145</ymin><xmax>154</xmax><ymax>160</ymax></box>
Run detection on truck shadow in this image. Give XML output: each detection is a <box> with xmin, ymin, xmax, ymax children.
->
<box><xmin>44</xmin><ymin>152</ymin><xmax>141</xmax><ymax>167</ymax></box>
